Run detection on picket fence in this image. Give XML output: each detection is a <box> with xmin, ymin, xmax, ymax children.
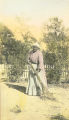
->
<box><xmin>22</xmin><ymin>65</ymin><xmax>69</xmax><ymax>81</ymax></box>
<box><xmin>0</xmin><ymin>64</ymin><xmax>69</xmax><ymax>81</ymax></box>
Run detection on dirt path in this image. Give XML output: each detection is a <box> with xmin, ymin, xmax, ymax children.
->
<box><xmin>0</xmin><ymin>82</ymin><xmax>69</xmax><ymax>120</ymax></box>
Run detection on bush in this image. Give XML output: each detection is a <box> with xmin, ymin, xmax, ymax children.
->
<box><xmin>43</xmin><ymin>52</ymin><xmax>62</xmax><ymax>83</ymax></box>
<box><xmin>46</xmin><ymin>67</ymin><xmax>61</xmax><ymax>84</ymax></box>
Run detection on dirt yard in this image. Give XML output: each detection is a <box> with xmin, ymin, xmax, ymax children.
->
<box><xmin>0</xmin><ymin>82</ymin><xmax>69</xmax><ymax>120</ymax></box>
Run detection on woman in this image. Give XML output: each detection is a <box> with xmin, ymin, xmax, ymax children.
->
<box><xmin>26</xmin><ymin>43</ymin><xmax>47</xmax><ymax>96</ymax></box>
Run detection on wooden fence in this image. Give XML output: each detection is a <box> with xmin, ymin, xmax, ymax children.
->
<box><xmin>21</xmin><ymin>65</ymin><xmax>55</xmax><ymax>81</ymax></box>
<box><xmin>0</xmin><ymin>64</ymin><xmax>69</xmax><ymax>82</ymax></box>
<box><xmin>22</xmin><ymin>65</ymin><xmax>69</xmax><ymax>81</ymax></box>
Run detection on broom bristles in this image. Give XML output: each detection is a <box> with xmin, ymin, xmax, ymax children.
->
<box><xmin>29</xmin><ymin>63</ymin><xmax>55</xmax><ymax>100</ymax></box>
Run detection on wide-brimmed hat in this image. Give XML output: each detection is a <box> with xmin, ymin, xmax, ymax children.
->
<box><xmin>32</xmin><ymin>42</ymin><xmax>40</xmax><ymax>48</ymax></box>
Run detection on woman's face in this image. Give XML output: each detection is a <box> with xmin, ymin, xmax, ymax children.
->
<box><xmin>32</xmin><ymin>46</ymin><xmax>39</xmax><ymax>52</ymax></box>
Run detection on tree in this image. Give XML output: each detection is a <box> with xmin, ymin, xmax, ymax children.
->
<box><xmin>0</xmin><ymin>23</ymin><xmax>36</xmax><ymax>82</ymax></box>
<box><xmin>42</xmin><ymin>17</ymin><xmax>69</xmax><ymax>83</ymax></box>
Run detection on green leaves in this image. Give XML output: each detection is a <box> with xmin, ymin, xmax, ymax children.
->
<box><xmin>0</xmin><ymin>23</ymin><xmax>36</xmax><ymax>82</ymax></box>
<box><xmin>42</xmin><ymin>17</ymin><xmax>69</xmax><ymax>83</ymax></box>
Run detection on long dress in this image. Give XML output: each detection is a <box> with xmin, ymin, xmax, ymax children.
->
<box><xmin>26</xmin><ymin>50</ymin><xmax>47</xmax><ymax>96</ymax></box>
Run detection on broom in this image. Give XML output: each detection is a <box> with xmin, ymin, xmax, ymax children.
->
<box><xmin>29</xmin><ymin>63</ymin><xmax>55</xmax><ymax>100</ymax></box>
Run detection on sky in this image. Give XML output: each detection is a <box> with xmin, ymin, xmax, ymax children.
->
<box><xmin>0</xmin><ymin>0</ymin><xmax>69</xmax><ymax>27</ymax></box>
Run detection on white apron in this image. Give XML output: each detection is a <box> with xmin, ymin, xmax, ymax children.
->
<box><xmin>26</xmin><ymin>63</ymin><xmax>47</xmax><ymax>96</ymax></box>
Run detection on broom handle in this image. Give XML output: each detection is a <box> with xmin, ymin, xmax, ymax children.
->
<box><xmin>29</xmin><ymin>63</ymin><xmax>46</xmax><ymax>91</ymax></box>
<box><xmin>29</xmin><ymin>63</ymin><xmax>54</xmax><ymax>100</ymax></box>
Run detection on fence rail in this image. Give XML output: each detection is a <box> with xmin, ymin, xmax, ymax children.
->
<box><xmin>22</xmin><ymin>65</ymin><xmax>69</xmax><ymax>81</ymax></box>
<box><xmin>0</xmin><ymin>64</ymin><xmax>69</xmax><ymax>82</ymax></box>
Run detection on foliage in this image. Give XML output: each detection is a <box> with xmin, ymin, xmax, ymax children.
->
<box><xmin>42</xmin><ymin>17</ymin><xmax>69</xmax><ymax>83</ymax></box>
<box><xmin>43</xmin><ymin>51</ymin><xmax>57</xmax><ymax>65</ymax></box>
<box><xmin>0</xmin><ymin>23</ymin><xmax>35</xmax><ymax>82</ymax></box>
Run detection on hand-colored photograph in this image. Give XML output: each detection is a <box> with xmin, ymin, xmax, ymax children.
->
<box><xmin>0</xmin><ymin>0</ymin><xmax>69</xmax><ymax>120</ymax></box>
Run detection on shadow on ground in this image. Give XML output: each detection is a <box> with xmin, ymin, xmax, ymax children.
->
<box><xmin>50</xmin><ymin>114</ymin><xmax>68</xmax><ymax>120</ymax></box>
<box><xmin>5</xmin><ymin>83</ymin><xmax>26</xmax><ymax>94</ymax></box>
<box><xmin>5</xmin><ymin>83</ymin><xmax>57</xmax><ymax>101</ymax></box>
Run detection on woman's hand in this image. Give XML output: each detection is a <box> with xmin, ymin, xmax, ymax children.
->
<box><xmin>34</xmin><ymin>68</ymin><xmax>41</xmax><ymax>76</ymax></box>
<box><xmin>36</xmin><ymin>68</ymin><xmax>41</xmax><ymax>72</ymax></box>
